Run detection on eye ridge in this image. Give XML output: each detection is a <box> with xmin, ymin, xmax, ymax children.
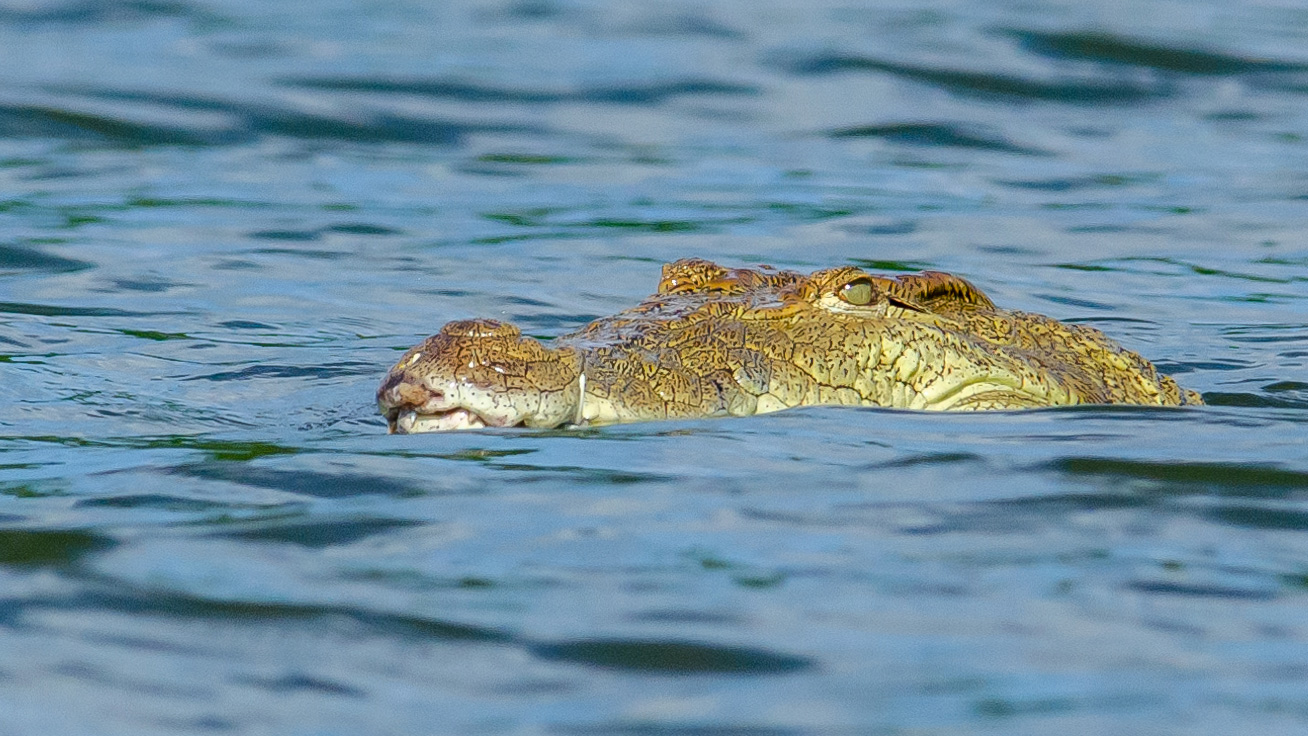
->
<box><xmin>837</xmin><ymin>277</ymin><xmax>875</xmax><ymax>306</ymax></box>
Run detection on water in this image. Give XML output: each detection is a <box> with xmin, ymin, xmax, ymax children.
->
<box><xmin>2</xmin><ymin>0</ymin><xmax>1308</xmax><ymax>733</ymax></box>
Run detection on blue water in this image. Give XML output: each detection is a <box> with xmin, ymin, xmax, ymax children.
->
<box><xmin>2</xmin><ymin>1</ymin><xmax>1308</xmax><ymax>733</ymax></box>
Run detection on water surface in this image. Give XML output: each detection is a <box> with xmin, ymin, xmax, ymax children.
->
<box><xmin>2</xmin><ymin>1</ymin><xmax>1308</xmax><ymax>734</ymax></box>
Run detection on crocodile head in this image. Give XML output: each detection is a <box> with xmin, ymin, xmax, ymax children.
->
<box><xmin>378</xmin><ymin>258</ymin><xmax>1199</xmax><ymax>433</ymax></box>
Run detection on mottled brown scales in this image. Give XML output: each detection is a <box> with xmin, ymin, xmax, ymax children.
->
<box><xmin>378</xmin><ymin>259</ymin><xmax>1202</xmax><ymax>433</ymax></box>
<box><xmin>889</xmin><ymin>271</ymin><xmax>997</xmax><ymax>313</ymax></box>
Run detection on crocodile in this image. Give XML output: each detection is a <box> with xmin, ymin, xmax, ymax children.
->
<box><xmin>378</xmin><ymin>258</ymin><xmax>1201</xmax><ymax>433</ymax></box>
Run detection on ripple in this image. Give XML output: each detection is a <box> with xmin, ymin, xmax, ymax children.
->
<box><xmin>1010</xmin><ymin>29</ymin><xmax>1308</xmax><ymax>75</ymax></box>
<box><xmin>781</xmin><ymin>54</ymin><xmax>1169</xmax><ymax>103</ymax></box>
<box><xmin>848</xmin><ymin>258</ymin><xmax>933</xmax><ymax>271</ymax></box>
<box><xmin>164</xmin><ymin>463</ymin><xmax>428</xmax><ymax>498</ymax></box>
<box><xmin>894</xmin><ymin>493</ymin><xmax>1153</xmax><ymax>535</ymax></box>
<box><xmin>1203</xmin><ymin>392</ymin><xmax>1308</xmax><ymax>410</ymax></box>
<box><xmin>0</xmin><ymin>300</ymin><xmax>160</xmax><ymax>317</ymax></box>
<box><xmin>283</xmin><ymin>76</ymin><xmax>760</xmax><ymax>105</ymax></box>
<box><xmin>998</xmin><ymin>173</ymin><xmax>1157</xmax><ymax>192</ymax></box>
<box><xmin>586</xmin><ymin>218</ymin><xmax>703</xmax><ymax>232</ymax></box>
<box><xmin>103</xmin><ymin>277</ymin><xmax>185</xmax><ymax>294</ymax></box>
<box><xmin>183</xmin><ymin>362</ymin><xmax>378</xmax><ymax>381</ymax></box>
<box><xmin>1125</xmin><ymin>580</ymin><xmax>1278</xmax><ymax>600</ymax></box>
<box><xmin>213</xmin><ymin>516</ymin><xmax>424</xmax><ymax>548</ymax></box>
<box><xmin>217</xmin><ymin>320</ymin><xmax>277</xmax><ymax>330</ymax></box>
<box><xmin>74</xmin><ymin>494</ymin><xmax>242</xmax><ymax>512</ymax></box>
<box><xmin>0</xmin><ymin>0</ymin><xmax>206</xmax><ymax>25</ymax></box>
<box><xmin>5</xmin><ymin>90</ymin><xmax>542</xmax><ymax>147</ymax></box>
<box><xmin>530</xmin><ymin>639</ymin><xmax>814</xmax><ymax>675</ymax></box>
<box><xmin>1054</xmin><ymin>457</ymin><xmax>1308</xmax><ymax>495</ymax></box>
<box><xmin>1204</xmin><ymin>504</ymin><xmax>1308</xmax><ymax>532</ymax></box>
<box><xmin>247</xmin><ymin>229</ymin><xmax>320</xmax><ymax>242</ymax></box>
<box><xmin>974</xmin><ymin>696</ymin><xmax>1076</xmax><ymax>719</ymax></box>
<box><xmin>488</xmin><ymin>461</ymin><xmax>677</xmax><ymax>486</ymax></box>
<box><xmin>555</xmin><ymin>724</ymin><xmax>801</xmax><ymax>736</ymax></box>
<box><xmin>0</xmin><ymin>103</ymin><xmax>211</xmax><ymax>146</ymax></box>
<box><xmin>0</xmin><ymin>243</ymin><xmax>93</xmax><ymax>273</ymax></box>
<box><xmin>322</xmin><ymin>223</ymin><xmax>403</xmax><ymax>236</ymax></box>
<box><xmin>19</xmin><ymin>589</ymin><xmax>515</xmax><ymax>643</ymax></box>
<box><xmin>0</xmin><ymin>528</ymin><xmax>116</xmax><ymax>567</ymax></box>
<box><xmin>828</xmin><ymin>123</ymin><xmax>1044</xmax><ymax>154</ymax></box>
<box><xmin>235</xmin><ymin>673</ymin><xmax>365</xmax><ymax>698</ymax></box>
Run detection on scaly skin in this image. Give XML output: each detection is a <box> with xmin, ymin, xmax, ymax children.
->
<box><xmin>378</xmin><ymin>259</ymin><xmax>1201</xmax><ymax>432</ymax></box>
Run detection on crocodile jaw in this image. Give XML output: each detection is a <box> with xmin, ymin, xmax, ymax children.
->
<box><xmin>377</xmin><ymin>357</ymin><xmax>583</xmax><ymax>433</ymax></box>
<box><xmin>377</xmin><ymin>374</ymin><xmax>577</xmax><ymax>433</ymax></box>
<box><xmin>377</xmin><ymin>375</ymin><xmax>497</xmax><ymax>433</ymax></box>
<box><xmin>389</xmin><ymin>407</ymin><xmax>487</xmax><ymax>433</ymax></box>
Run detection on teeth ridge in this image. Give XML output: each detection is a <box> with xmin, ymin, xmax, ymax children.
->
<box><xmin>394</xmin><ymin>408</ymin><xmax>489</xmax><ymax>433</ymax></box>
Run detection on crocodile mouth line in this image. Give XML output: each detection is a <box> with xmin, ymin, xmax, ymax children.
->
<box><xmin>387</xmin><ymin>407</ymin><xmax>498</xmax><ymax>434</ymax></box>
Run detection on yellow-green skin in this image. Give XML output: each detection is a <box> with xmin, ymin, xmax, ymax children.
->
<box><xmin>378</xmin><ymin>258</ymin><xmax>1201</xmax><ymax>432</ymax></box>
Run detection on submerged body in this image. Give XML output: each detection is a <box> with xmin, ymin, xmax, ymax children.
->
<box><xmin>378</xmin><ymin>259</ymin><xmax>1201</xmax><ymax>432</ymax></box>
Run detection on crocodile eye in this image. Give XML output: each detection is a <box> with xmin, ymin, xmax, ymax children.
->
<box><xmin>838</xmin><ymin>278</ymin><xmax>875</xmax><ymax>306</ymax></box>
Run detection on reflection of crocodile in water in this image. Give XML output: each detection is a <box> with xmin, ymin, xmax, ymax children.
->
<box><xmin>378</xmin><ymin>258</ymin><xmax>1202</xmax><ymax>433</ymax></box>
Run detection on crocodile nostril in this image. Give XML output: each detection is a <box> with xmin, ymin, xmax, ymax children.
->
<box><xmin>379</xmin><ymin>379</ymin><xmax>440</xmax><ymax>409</ymax></box>
<box><xmin>377</xmin><ymin>372</ymin><xmax>404</xmax><ymax>398</ymax></box>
